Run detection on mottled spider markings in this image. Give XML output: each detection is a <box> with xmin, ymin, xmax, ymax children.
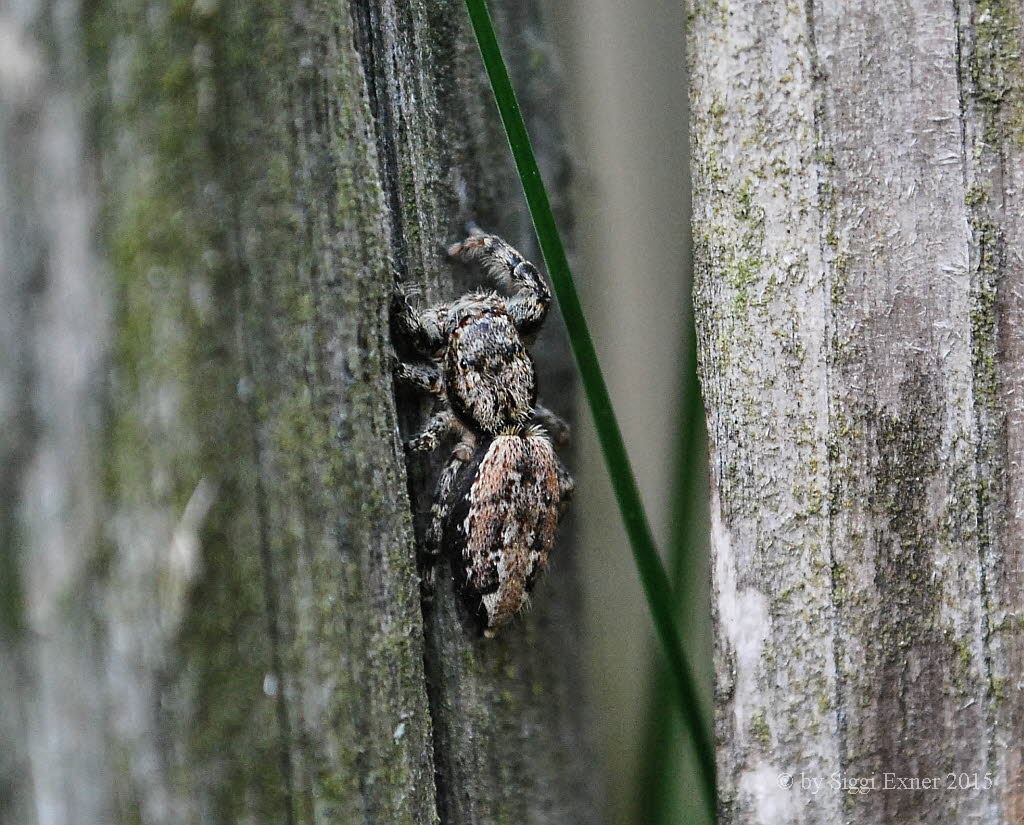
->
<box><xmin>447</xmin><ymin>430</ymin><xmax>566</xmax><ymax>635</ymax></box>
<box><xmin>392</xmin><ymin>228</ymin><xmax>573</xmax><ymax>637</ymax></box>
<box><xmin>445</xmin><ymin>297</ymin><xmax>535</xmax><ymax>436</ymax></box>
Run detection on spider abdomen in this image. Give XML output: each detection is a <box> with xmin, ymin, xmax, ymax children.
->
<box><xmin>445</xmin><ymin>432</ymin><xmax>562</xmax><ymax>637</ymax></box>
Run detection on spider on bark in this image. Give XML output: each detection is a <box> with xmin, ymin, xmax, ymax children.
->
<box><xmin>392</xmin><ymin>227</ymin><xmax>573</xmax><ymax>637</ymax></box>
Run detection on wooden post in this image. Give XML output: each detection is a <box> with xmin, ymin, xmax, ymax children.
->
<box><xmin>0</xmin><ymin>1</ymin><xmax>596</xmax><ymax>823</ymax></box>
<box><xmin>688</xmin><ymin>0</ymin><xmax>1024</xmax><ymax>822</ymax></box>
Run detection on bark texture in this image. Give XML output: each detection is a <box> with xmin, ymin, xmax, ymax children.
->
<box><xmin>0</xmin><ymin>2</ymin><xmax>594</xmax><ymax>824</ymax></box>
<box><xmin>689</xmin><ymin>0</ymin><xmax>1024</xmax><ymax>823</ymax></box>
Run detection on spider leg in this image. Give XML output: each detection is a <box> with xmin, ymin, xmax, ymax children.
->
<box><xmin>530</xmin><ymin>404</ymin><xmax>571</xmax><ymax>450</ymax></box>
<box><xmin>555</xmin><ymin>455</ymin><xmax>575</xmax><ymax>512</ymax></box>
<box><xmin>448</xmin><ymin>229</ymin><xmax>552</xmax><ymax>337</ymax></box>
<box><xmin>427</xmin><ymin>439</ymin><xmax>474</xmax><ymax>556</ymax></box>
<box><xmin>407</xmin><ymin>408</ymin><xmax>457</xmax><ymax>453</ymax></box>
<box><xmin>394</xmin><ymin>361</ymin><xmax>442</xmax><ymax>397</ymax></box>
<box><xmin>392</xmin><ymin>286</ymin><xmax>452</xmax><ymax>356</ymax></box>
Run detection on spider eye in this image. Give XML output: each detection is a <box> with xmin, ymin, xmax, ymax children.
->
<box><xmin>460</xmin><ymin>358</ymin><xmax>470</xmax><ymax>370</ymax></box>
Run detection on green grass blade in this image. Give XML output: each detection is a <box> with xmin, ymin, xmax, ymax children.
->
<box><xmin>463</xmin><ymin>1</ymin><xmax>716</xmax><ymax>818</ymax></box>
<box><xmin>638</xmin><ymin>322</ymin><xmax>715</xmax><ymax>825</ymax></box>
<box><xmin>669</xmin><ymin>321</ymin><xmax>704</xmax><ymax>583</ymax></box>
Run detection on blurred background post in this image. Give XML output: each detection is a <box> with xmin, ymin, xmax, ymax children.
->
<box><xmin>552</xmin><ymin>4</ymin><xmax>712</xmax><ymax>825</ymax></box>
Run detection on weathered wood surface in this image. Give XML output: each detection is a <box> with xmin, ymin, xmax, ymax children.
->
<box><xmin>688</xmin><ymin>0</ymin><xmax>1024</xmax><ymax>822</ymax></box>
<box><xmin>0</xmin><ymin>1</ymin><xmax>595</xmax><ymax>824</ymax></box>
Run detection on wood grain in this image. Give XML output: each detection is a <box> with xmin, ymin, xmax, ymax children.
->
<box><xmin>0</xmin><ymin>1</ymin><xmax>595</xmax><ymax>823</ymax></box>
<box><xmin>688</xmin><ymin>0</ymin><xmax>1024</xmax><ymax>822</ymax></box>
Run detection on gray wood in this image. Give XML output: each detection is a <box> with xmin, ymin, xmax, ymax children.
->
<box><xmin>688</xmin><ymin>0</ymin><xmax>1024</xmax><ymax>822</ymax></box>
<box><xmin>0</xmin><ymin>1</ymin><xmax>595</xmax><ymax>824</ymax></box>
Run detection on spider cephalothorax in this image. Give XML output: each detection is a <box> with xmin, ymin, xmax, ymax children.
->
<box><xmin>393</xmin><ymin>228</ymin><xmax>573</xmax><ymax>637</ymax></box>
<box><xmin>444</xmin><ymin>295</ymin><xmax>536</xmax><ymax>436</ymax></box>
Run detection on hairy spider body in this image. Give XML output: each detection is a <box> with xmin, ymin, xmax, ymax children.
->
<box><xmin>393</xmin><ymin>228</ymin><xmax>573</xmax><ymax>637</ymax></box>
<box><xmin>446</xmin><ymin>431</ymin><xmax>563</xmax><ymax>635</ymax></box>
<box><xmin>445</xmin><ymin>296</ymin><xmax>536</xmax><ymax>435</ymax></box>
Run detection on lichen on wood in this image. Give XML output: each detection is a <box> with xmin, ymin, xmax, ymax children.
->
<box><xmin>1</xmin><ymin>1</ymin><xmax>594</xmax><ymax>824</ymax></box>
<box><xmin>688</xmin><ymin>1</ymin><xmax>1024</xmax><ymax>823</ymax></box>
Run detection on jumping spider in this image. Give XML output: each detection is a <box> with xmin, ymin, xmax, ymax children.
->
<box><xmin>392</xmin><ymin>227</ymin><xmax>574</xmax><ymax>638</ymax></box>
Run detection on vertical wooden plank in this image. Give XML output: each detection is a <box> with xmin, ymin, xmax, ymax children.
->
<box><xmin>689</xmin><ymin>0</ymin><xmax>1024</xmax><ymax>821</ymax></box>
<box><xmin>0</xmin><ymin>0</ymin><xmax>595</xmax><ymax>823</ymax></box>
